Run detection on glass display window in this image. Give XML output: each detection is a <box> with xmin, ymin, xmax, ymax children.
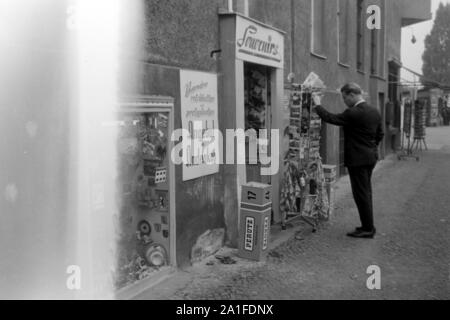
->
<box><xmin>114</xmin><ymin>109</ymin><xmax>172</xmax><ymax>291</ymax></box>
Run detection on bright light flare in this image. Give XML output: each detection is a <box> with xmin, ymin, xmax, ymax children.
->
<box><xmin>74</xmin><ymin>0</ymin><xmax>119</xmax><ymax>299</ymax></box>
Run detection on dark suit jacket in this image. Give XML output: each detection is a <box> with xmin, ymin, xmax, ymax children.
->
<box><xmin>315</xmin><ymin>102</ymin><xmax>384</xmax><ymax>167</ymax></box>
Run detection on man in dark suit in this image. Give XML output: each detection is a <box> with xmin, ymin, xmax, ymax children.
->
<box><xmin>313</xmin><ymin>83</ymin><xmax>384</xmax><ymax>239</ymax></box>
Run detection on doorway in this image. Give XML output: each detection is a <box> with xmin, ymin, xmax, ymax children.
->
<box><xmin>244</xmin><ymin>62</ymin><xmax>272</xmax><ymax>185</ymax></box>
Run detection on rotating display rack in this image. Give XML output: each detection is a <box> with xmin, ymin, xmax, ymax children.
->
<box><xmin>281</xmin><ymin>79</ymin><xmax>330</xmax><ymax>232</ymax></box>
<box><xmin>398</xmin><ymin>99</ymin><xmax>420</xmax><ymax>161</ymax></box>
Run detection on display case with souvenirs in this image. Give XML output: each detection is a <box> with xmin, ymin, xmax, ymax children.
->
<box><xmin>114</xmin><ymin>111</ymin><xmax>171</xmax><ymax>290</ymax></box>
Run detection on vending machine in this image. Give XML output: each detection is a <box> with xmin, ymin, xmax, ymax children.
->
<box><xmin>114</xmin><ymin>96</ymin><xmax>175</xmax><ymax>292</ymax></box>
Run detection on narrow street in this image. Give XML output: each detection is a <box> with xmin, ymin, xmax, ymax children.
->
<box><xmin>137</xmin><ymin>127</ymin><xmax>450</xmax><ymax>300</ymax></box>
<box><xmin>2</xmin><ymin>0</ymin><xmax>450</xmax><ymax>302</ymax></box>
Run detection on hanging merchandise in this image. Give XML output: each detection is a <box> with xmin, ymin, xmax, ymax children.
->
<box><xmin>281</xmin><ymin>76</ymin><xmax>330</xmax><ymax>231</ymax></box>
<box><xmin>287</xmin><ymin>85</ymin><xmax>303</xmax><ymax>166</ymax></box>
<box><xmin>403</xmin><ymin>100</ymin><xmax>413</xmax><ymax>137</ymax></box>
<box><xmin>398</xmin><ymin>100</ymin><xmax>420</xmax><ymax>161</ymax></box>
<box><xmin>411</xmin><ymin>100</ymin><xmax>428</xmax><ymax>151</ymax></box>
<box><xmin>155</xmin><ymin>167</ymin><xmax>167</xmax><ymax>184</ymax></box>
<box><xmin>414</xmin><ymin>100</ymin><xmax>427</xmax><ymax>139</ymax></box>
<box><xmin>245</xmin><ymin>68</ymin><xmax>268</xmax><ymax>131</ymax></box>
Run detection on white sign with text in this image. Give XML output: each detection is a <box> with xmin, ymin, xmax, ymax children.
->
<box><xmin>180</xmin><ymin>70</ymin><xmax>220</xmax><ymax>181</ymax></box>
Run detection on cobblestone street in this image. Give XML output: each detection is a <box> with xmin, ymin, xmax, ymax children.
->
<box><xmin>137</xmin><ymin>127</ymin><xmax>450</xmax><ymax>300</ymax></box>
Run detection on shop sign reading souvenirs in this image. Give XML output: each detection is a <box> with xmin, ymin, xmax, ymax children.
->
<box><xmin>180</xmin><ymin>70</ymin><xmax>220</xmax><ymax>181</ymax></box>
<box><xmin>236</xmin><ymin>16</ymin><xmax>284</xmax><ymax>69</ymax></box>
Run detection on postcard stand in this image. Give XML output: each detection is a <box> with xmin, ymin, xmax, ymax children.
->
<box><xmin>398</xmin><ymin>99</ymin><xmax>420</xmax><ymax>161</ymax></box>
<box><xmin>281</xmin><ymin>74</ymin><xmax>329</xmax><ymax>232</ymax></box>
<box><xmin>411</xmin><ymin>100</ymin><xmax>428</xmax><ymax>152</ymax></box>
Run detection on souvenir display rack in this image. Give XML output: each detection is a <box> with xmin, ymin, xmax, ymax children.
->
<box><xmin>281</xmin><ymin>82</ymin><xmax>330</xmax><ymax>232</ymax></box>
<box><xmin>398</xmin><ymin>99</ymin><xmax>420</xmax><ymax>161</ymax></box>
<box><xmin>412</xmin><ymin>100</ymin><xmax>428</xmax><ymax>151</ymax></box>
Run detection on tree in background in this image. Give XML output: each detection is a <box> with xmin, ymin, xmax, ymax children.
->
<box><xmin>422</xmin><ymin>3</ymin><xmax>450</xmax><ymax>87</ymax></box>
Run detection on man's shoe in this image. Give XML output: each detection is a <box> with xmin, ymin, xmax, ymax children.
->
<box><xmin>355</xmin><ymin>227</ymin><xmax>376</xmax><ymax>233</ymax></box>
<box><xmin>347</xmin><ymin>229</ymin><xmax>376</xmax><ymax>239</ymax></box>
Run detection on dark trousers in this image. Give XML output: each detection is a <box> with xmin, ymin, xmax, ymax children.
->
<box><xmin>347</xmin><ymin>165</ymin><xmax>376</xmax><ymax>231</ymax></box>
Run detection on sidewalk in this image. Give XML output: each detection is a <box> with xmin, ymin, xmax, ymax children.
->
<box><xmin>136</xmin><ymin>127</ymin><xmax>450</xmax><ymax>300</ymax></box>
<box><xmin>133</xmin><ymin>155</ymin><xmax>396</xmax><ymax>300</ymax></box>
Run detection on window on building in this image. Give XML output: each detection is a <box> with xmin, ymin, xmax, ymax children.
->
<box><xmin>338</xmin><ymin>0</ymin><xmax>350</xmax><ymax>64</ymax></box>
<box><xmin>370</xmin><ymin>29</ymin><xmax>379</xmax><ymax>75</ymax></box>
<box><xmin>311</xmin><ymin>0</ymin><xmax>326</xmax><ymax>56</ymax></box>
<box><xmin>369</xmin><ymin>0</ymin><xmax>386</xmax><ymax>77</ymax></box>
<box><xmin>378</xmin><ymin>0</ymin><xmax>386</xmax><ymax>77</ymax></box>
<box><xmin>356</xmin><ymin>0</ymin><xmax>365</xmax><ymax>71</ymax></box>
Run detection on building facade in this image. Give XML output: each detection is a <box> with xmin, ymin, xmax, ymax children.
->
<box><xmin>120</xmin><ymin>0</ymin><xmax>431</xmax><ymax>275</ymax></box>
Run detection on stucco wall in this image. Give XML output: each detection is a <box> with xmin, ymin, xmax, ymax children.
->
<box><xmin>142</xmin><ymin>0</ymin><xmax>224</xmax><ymax>72</ymax></box>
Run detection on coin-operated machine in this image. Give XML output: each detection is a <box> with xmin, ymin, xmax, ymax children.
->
<box><xmin>114</xmin><ymin>98</ymin><xmax>174</xmax><ymax>291</ymax></box>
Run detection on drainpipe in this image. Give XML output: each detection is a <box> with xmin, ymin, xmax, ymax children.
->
<box><xmin>290</xmin><ymin>0</ymin><xmax>295</xmax><ymax>76</ymax></box>
<box><xmin>236</xmin><ymin>0</ymin><xmax>249</xmax><ymax>17</ymax></box>
<box><xmin>228</xmin><ymin>0</ymin><xmax>233</xmax><ymax>12</ymax></box>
